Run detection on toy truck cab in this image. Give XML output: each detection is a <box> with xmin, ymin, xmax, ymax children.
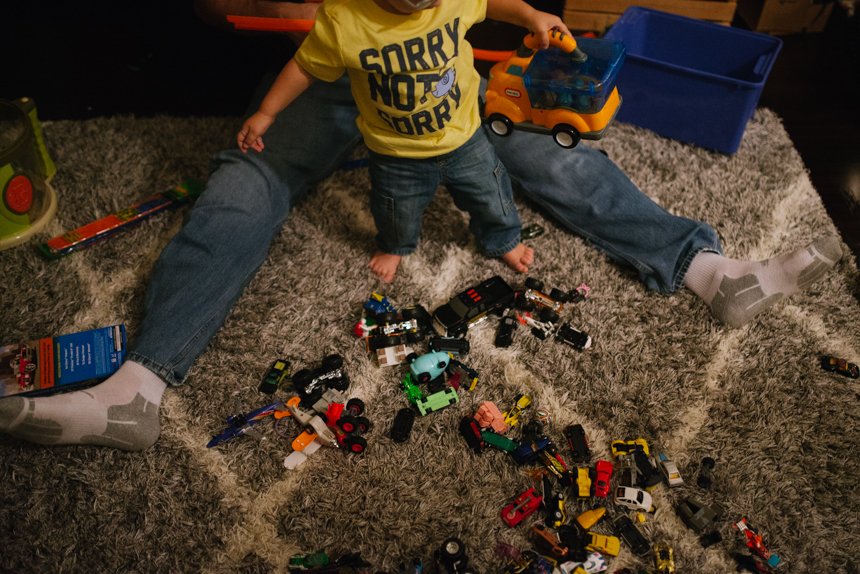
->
<box><xmin>484</xmin><ymin>31</ymin><xmax>625</xmax><ymax>148</ymax></box>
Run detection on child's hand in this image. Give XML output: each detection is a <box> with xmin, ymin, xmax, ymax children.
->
<box><xmin>237</xmin><ymin>112</ymin><xmax>276</xmax><ymax>153</ymax></box>
<box><xmin>526</xmin><ymin>11</ymin><xmax>572</xmax><ymax>49</ymax></box>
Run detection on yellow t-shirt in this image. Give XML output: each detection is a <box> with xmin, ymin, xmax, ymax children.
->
<box><xmin>295</xmin><ymin>0</ymin><xmax>487</xmax><ymax>158</ymax></box>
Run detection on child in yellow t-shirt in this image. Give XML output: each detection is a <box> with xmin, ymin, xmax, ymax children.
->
<box><xmin>237</xmin><ymin>0</ymin><xmax>570</xmax><ymax>282</ymax></box>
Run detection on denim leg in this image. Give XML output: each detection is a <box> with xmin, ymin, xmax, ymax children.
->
<box><xmin>441</xmin><ymin>129</ymin><xmax>522</xmax><ymax>257</ymax></box>
<box><xmin>481</xmin><ymin>85</ymin><xmax>722</xmax><ymax>293</ymax></box>
<box><xmin>368</xmin><ymin>150</ymin><xmax>441</xmax><ymax>256</ymax></box>
<box><xmin>129</xmin><ymin>76</ymin><xmax>363</xmax><ymax>385</ymax></box>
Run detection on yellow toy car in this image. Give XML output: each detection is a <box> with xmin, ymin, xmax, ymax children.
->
<box><xmin>576</xmin><ymin>467</ymin><xmax>592</xmax><ymax>499</ymax></box>
<box><xmin>654</xmin><ymin>542</ymin><xmax>676</xmax><ymax>573</ymax></box>
<box><xmin>610</xmin><ymin>438</ymin><xmax>649</xmax><ymax>457</ymax></box>
<box><xmin>585</xmin><ymin>532</ymin><xmax>621</xmax><ymax>557</ymax></box>
<box><xmin>503</xmin><ymin>394</ymin><xmax>532</xmax><ymax>427</ymax></box>
<box><xmin>484</xmin><ymin>30</ymin><xmax>625</xmax><ymax>148</ymax></box>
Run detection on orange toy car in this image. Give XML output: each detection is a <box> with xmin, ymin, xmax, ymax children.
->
<box><xmin>483</xmin><ymin>30</ymin><xmax>625</xmax><ymax>148</ymax></box>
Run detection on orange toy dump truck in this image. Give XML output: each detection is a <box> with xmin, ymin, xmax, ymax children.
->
<box><xmin>483</xmin><ymin>30</ymin><xmax>626</xmax><ymax>148</ymax></box>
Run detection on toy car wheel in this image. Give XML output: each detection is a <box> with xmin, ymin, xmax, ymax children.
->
<box><xmin>356</xmin><ymin>416</ymin><xmax>372</xmax><ymax>433</ymax></box>
<box><xmin>344</xmin><ymin>435</ymin><xmax>367</xmax><ymax>453</ymax></box>
<box><xmin>401</xmin><ymin>307</ymin><xmax>420</xmax><ymax>320</ymax></box>
<box><xmin>525</xmin><ymin>277</ymin><xmax>544</xmax><ymax>292</ymax></box>
<box><xmin>375</xmin><ymin>312</ymin><xmax>397</xmax><ymax>324</ymax></box>
<box><xmin>539</xmin><ymin>308</ymin><xmax>560</xmax><ymax>324</ymax></box>
<box><xmin>552</xmin><ymin>124</ymin><xmax>581</xmax><ymax>149</ymax></box>
<box><xmin>406</xmin><ymin>330</ymin><xmax>425</xmax><ymax>344</ymax></box>
<box><xmin>440</xmin><ymin>537</ymin><xmax>466</xmax><ymax>562</ymax></box>
<box><xmin>417</xmin><ymin>371</ymin><xmax>432</xmax><ymax>384</ymax></box>
<box><xmin>292</xmin><ymin>369</ymin><xmax>312</xmax><ymax>393</ymax></box>
<box><xmin>321</xmin><ymin>354</ymin><xmax>344</xmax><ymax>371</ymax></box>
<box><xmin>406</xmin><ymin>353</ymin><xmax>418</xmax><ymax>364</ymax></box>
<box><xmin>488</xmin><ymin>113</ymin><xmax>514</xmax><ymax>137</ymax></box>
<box><xmin>346</xmin><ymin>398</ymin><xmax>365</xmax><ymax>416</ymax></box>
<box><xmin>338</xmin><ymin>415</ymin><xmax>359</xmax><ymax>433</ymax></box>
<box><xmin>331</xmin><ymin>373</ymin><xmax>350</xmax><ymax>391</ymax></box>
<box><xmin>549</xmin><ymin>288</ymin><xmax>568</xmax><ymax>303</ymax></box>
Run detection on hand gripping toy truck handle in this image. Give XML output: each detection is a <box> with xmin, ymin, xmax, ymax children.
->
<box><xmin>522</xmin><ymin>30</ymin><xmax>587</xmax><ymax>63</ymax></box>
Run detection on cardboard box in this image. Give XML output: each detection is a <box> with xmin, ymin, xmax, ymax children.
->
<box><xmin>1</xmin><ymin>325</ymin><xmax>127</xmax><ymax>398</ymax></box>
<box><xmin>564</xmin><ymin>0</ymin><xmax>738</xmax><ymax>31</ymax></box>
<box><xmin>737</xmin><ymin>0</ymin><xmax>834</xmax><ymax>34</ymax></box>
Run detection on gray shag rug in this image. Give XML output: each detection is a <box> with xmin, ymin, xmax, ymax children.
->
<box><xmin>2</xmin><ymin>109</ymin><xmax>860</xmax><ymax>574</ymax></box>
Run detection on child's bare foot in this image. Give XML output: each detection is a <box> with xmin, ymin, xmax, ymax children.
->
<box><xmin>369</xmin><ymin>251</ymin><xmax>402</xmax><ymax>283</ymax></box>
<box><xmin>501</xmin><ymin>243</ymin><xmax>534</xmax><ymax>273</ymax></box>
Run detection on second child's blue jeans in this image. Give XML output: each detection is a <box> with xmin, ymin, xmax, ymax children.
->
<box><xmin>369</xmin><ymin>128</ymin><xmax>521</xmax><ymax>258</ymax></box>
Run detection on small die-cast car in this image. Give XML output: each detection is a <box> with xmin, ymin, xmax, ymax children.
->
<box><xmin>556</xmin><ymin>323</ymin><xmax>592</xmax><ymax>350</ymax></box>
<box><xmin>533</xmin><ymin>523</ymin><xmax>568</xmax><ymax>559</ymax></box>
<box><xmin>614</xmin><ymin>486</ymin><xmax>656</xmax><ymax>513</ymax></box>
<box><xmin>495</xmin><ymin>315</ymin><xmax>518</xmax><ymax>348</ymax></box>
<box><xmin>291</xmin><ymin>354</ymin><xmax>349</xmax><ymax>400</ymax></box>
<box><xmin>13</xmin><ymin>344</ymin><xmax>37</xmax><ymax>388</ymax></box>
<box><xmin>502</xmin><ymin>551</ymin><xmax>538</xmax><ymax>574</ymax></box>
<box><xmin>593</xmin><ymin>460</ymin><xmax>613</xmax><ymax>497</ymax></box>
<box><xmin>653</xmin><ymin>542</ymin><xmax>675</xmax><ymax>573</ymax></box>
<box><xmin>576</xmin><ymin>507</ymin><xmax>605</xmax><ymax>531</ymax></box>
<box><xmin>733</xmin><ymin>518</ymin><xmax>781</xmax><ymax>568</ymax></box>
<box><xmin>459</xmin><ymin>415</ymin><xmax>485</xmax><ymax>453</ymax></box>
<box><xmin>611</xmin><ymin>513</ymin><xmax>650</xmax><ymax>556</ymax></box>
<box><xmin>585</xmin><ymin>532</ymin><xmax>620</xmax><ymax>557</ymax></box>
<box><xmin>610</xmin><ymin>438</ymin><xmax>649</xmax><ymax>456</ymax></box>
<box><xmin>575</xmin><ymin>467</ymin><xmax>592</xmax><ymax>499</ymax></box>
<box><xmin>501</xmin><ymin>487</ymin><xmax>543</xmax><ymax>526</ymax></box>
<box><xmin>564</xmin><ymin>552</ymin><xmax>606</xmax><ymax>574</ymax></box>
<box><xmin>820</xmin><ymin>355</ymin><xmax>860</xmax><ymax>378</ymax></box>
<box><xmin>503</xmin><ymin>393</ymin><xmax>532</xmax><ymax>426</ymax></box>
<box><xmin>432</xmin><ymin>275</ymin><xmax>516</xmax><ymax>337</ymax></box>
<box><xmin>520</xmin><ymin>277</ymin><xmax>569</xmax><ymax>313</ymax></box>
<box><xmin>259</xmin><ymin>358</ymin><xmax>291</xmax><ymax>395</ymax></box>
<box><xmin>658</xmin><ymin>452</ymin><xmax>684</xmax><ymax>487</ymax></box>
<box><xmin>428</xmin><ymin>336</ymin><xmax>470</xmax><ymax>355</ymax></box>
<box><xmin>564</xmin><ymin>424</ymin><xmax>592</xmax><ymax>463</ymax></box>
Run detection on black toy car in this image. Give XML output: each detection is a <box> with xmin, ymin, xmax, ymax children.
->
<box><xmin>564</xmin><ymin>424</ymin><xmax>592</xmax><ymax>463</ymax></box>
<box><xmin>291</xmin><ymin>354</ymin><xmax>349</xmax><ymax>401</ymax></box>
<box><xmin>820</xmin><ymin>355</ymin><xmax>860</xmax><ymax>378</ymax></box>
<box><xmin>459</xmin><ymin>415</ymin><xmax>485</xmax><ymax>454</ymax></box>
<box><xmin>432</xmin><ymin>276</ymin><xmax>516</xmax><ymax>337</ymax></box>
<box><xmin>390</xmin><ymin>407</ymin><xmax>417</xmax><ymax>443</ymax></box>
<box><xmin>556</xmin><ymin>323</ymin><xmax>592</xmax><ymax>350</ymax></box>
<box><xmin>495</xmin><ymin>316</ymin><xmax>517</xmax><ymax>348</ymax></box>
<box><xmin>258</xmin><ymin>358</ymin><xmax>291</xmax><ymax>395</ymax></box>
<box><xmin>428</xmin><ymin>336</ymin><xmax>471</xmax><ymax>355</ymax></box>
<box><xmin>611</xmin><ymin>513</ymin><xmax>650</xmax><ymax>556</ymax></box>
<box><xmin>434</xmin><ymin>537</ymin><xmax>477</xmax><ymax>574</ymax></box>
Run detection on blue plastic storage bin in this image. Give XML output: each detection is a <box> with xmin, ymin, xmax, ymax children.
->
<box><xmin>603</xmin><ymin>7</ymin><xmax>782</xmax><ymax>154</ymax></box>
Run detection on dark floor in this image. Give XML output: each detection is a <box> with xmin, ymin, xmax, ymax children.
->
<box><xmin>4</xmin><ymin>1</ymin><xmax>859</xmax><ymax>260</ymax></box>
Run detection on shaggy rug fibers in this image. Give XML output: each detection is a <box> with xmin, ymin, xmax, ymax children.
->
<box><xmin>1</xmin><ymin>109</ymin><xmax>859</xmax><ymax>574</ymax></box>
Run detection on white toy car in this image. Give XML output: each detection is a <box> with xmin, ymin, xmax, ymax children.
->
<box><xmin>614</xmin><ymin>486</ymin><xmax>656</xmax><ymax>513</ymax></box>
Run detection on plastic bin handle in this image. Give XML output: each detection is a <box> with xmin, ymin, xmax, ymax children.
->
<box><xmin>753</xmin><ymin>53</ymin><xmax>774</xmax><ymax>78</ymax></box>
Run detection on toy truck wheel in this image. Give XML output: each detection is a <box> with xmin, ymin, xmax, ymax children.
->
<box><xmin>331</xmin><ymin>373</ymin><xmax>350</xmax><ymax>391</ymax></box>
<box><xmin>440</xmin><ymin>537</ymin><xmax>466</xmax><ymax>563</ymax></box>
<box><xmin>417</xmin><ymin>371</ymin><xmax>432</xmax><ymax>384</ymax></box>
<box><xmin>344</xmin><ymin>435</ymin><xmax>367</xmax><ymax>453</ymax></box>
<box><xmin>406</xmin><ymin>353</ymin><xmax>418</xmax><ymax>364</ymax></box>
<box><xmin>525</xmin><ymin>277</ymin><xmax>544</xmax><ymax>291</ymax></box>
<box><xmin>338</xmin><ymin>415</ymin><xmax>359</xmax><ymax>433</ymax></box>
<box><xmin>321</xmin><ymin>354</ymin><xmax>344</xmax><ymax>371</ymax></box>
<box><xmin>488</xmin><ymin>113</ymin><xmax>514</xmax><ymax>137</ymax></box>
<box><xmin>406</xmin><ymin>330</ymin><xmax>425</xmax><ymax>344</ymax></box>
<box><xmin>292</xmin><ymin>369</ymin><xmax>312</xmax><ymax>393</ymax></box>
<box><xmin>346</xmin><ymin>398</ymin><xmax>365</xmax><ymax>416</ymax></box>
<box><xmin>549</xmin><ymin>288</ymin><xmax>568</xmax><ymax>303</ymax></box>
<box><xmin>552</xmin><ymin>124</ymin><xmax>581</xmax><ymax>149</ymax></box>
<box><xmin>539</xmin><ymin>308</ymin><xmax>560</xmax><ymax>324</ymax></box>
<box><xmin>356</xmin><ymin>416</ymin><xmax>372</xmax><ymax>433</ymax></box>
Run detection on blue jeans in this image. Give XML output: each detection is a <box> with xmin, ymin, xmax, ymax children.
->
<box><xmin>370</xmin><ymin>128</ymin><xmax>520</xmax><ymax>257</ymax></box>
<box><xmin>129</xmin><ymin>75</ymin><xmax>721</xmax><ymax>385</ymax></box>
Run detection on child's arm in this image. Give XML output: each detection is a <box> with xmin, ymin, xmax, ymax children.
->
<box><xmin>486</xmin><ymin>0</ymin><xmax>571</xmax><ymax>50</ymax></box>
<box><xmin>237</xmin><ymin>58</ymin><xmax>316</xmax><ymax>153</ymax></box>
